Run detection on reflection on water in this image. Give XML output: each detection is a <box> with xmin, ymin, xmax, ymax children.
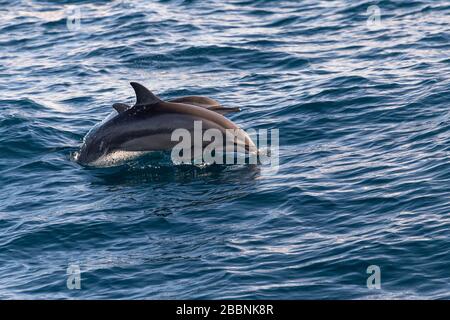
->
<box><xmin>0</xmin><ymin>0</ymin><xmax>449</xmax><ymax>299</ymax></box>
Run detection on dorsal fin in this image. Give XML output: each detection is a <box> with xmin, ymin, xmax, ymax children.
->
<box><xmin>168</xmin><ymin>96</ymin><xmax>241</xmax><ymax>116</ymax></box>
<box><xmin>130</xmin><ymin>82</ymin><xmax>161</xmax><ymax>106</ymax></box>
<box><xmin>113</xmin><ymin>103</ymin><xmax>131</xmax><ymax>114</ymax></box>
<box><xmin>207</xmin><ymin>106</ymin><xmax>241</xmax><ymax>115</ymax></box>
<box><xmin>169</xmin><ymin>96</ymin><xmax>221</xmax><ymax>109</ymax></box>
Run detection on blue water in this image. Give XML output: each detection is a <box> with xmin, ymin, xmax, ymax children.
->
<box><xmin>0</xmin><ymin>0</ymin><xmax>449</xmax><ymax>299</ymax></box>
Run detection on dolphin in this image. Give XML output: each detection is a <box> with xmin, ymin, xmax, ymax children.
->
<box><xmin>76</xmin><ymin>82</ymin><xmax>257</xmax><ymax>167</ymax></box>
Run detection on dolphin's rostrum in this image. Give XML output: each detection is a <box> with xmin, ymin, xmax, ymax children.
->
<box><xmin>76</xmin><ymin>82</ymin><xmax>257</xmax><ymax>167</ymax></box>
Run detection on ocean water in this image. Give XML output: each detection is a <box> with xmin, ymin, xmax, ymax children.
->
<box><xmin>0</xmin><ymin>0</ymin><xmax>449</xmax><ymax>299</ymax></box>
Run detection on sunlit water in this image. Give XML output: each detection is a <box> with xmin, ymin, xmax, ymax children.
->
<box><xmin>0</xmin><ymin>0</ymin><xmax>449</xmax><ymax>299</ymax></box>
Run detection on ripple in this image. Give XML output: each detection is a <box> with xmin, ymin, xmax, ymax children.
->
<box><xmin>0</xmin><ymin>0</ymin><xmax>449</xmax><ymax>299</ymax></box>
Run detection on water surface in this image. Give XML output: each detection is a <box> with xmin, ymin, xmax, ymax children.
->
<box><xmin>0</xmin><ymin>0</ymin><xmax>449</xmax><ymax>299</ymax></box>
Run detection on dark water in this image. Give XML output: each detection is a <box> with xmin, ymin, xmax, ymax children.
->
<box><xmin>0</xmin><ymin>0</ymin><xmax>449</xmax><ymax>299</ymax></box>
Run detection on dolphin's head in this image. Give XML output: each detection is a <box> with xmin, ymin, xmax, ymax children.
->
<box><xmin>76</xmin><ymin>130</ymin><xmax>110</xmax><ymax>166</ymax></box>
<box><xmin>76</xmin><ymin>112</ymin><xmax>117</xmax><ymax>166</ymax></box>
